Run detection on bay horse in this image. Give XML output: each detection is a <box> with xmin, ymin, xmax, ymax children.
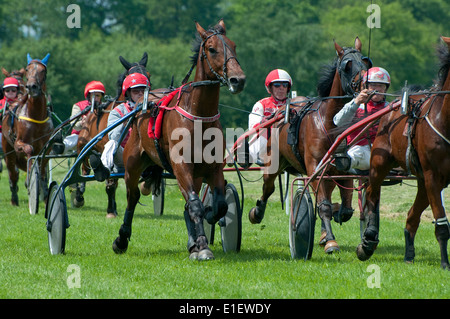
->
<box><xmin>2</xmin><ymin>54</ymin><xmax>54</xmax><ymax>205</ymax></box>
<box><xmin>111</xmin><ymin>19</ymin><xmax>246</xmax><ymax>260</ymax></box>
<box><xmin>358</xmin><ymin>36</ymin><xmax>450</xmax><ymax>269</ymax></box>
<box><xmin>74</xmin><ymin>53</ymin><xmax>150</xmax><ymax>217</ymax></box>
<box><xmin>249</xmin><ymin>38</ymin><xmax>371</xmax><ymax>254</ymax></box>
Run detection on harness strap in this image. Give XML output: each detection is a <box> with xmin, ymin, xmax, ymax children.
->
<box><xmin>18</xmin><ymin>115</ymin><xmax>50</xmax><ymax>124</ymax></box>
<box><xmin>175</xmin><ymin>106</ymin><xmax>220</xmax><ymax>122</ymax></box>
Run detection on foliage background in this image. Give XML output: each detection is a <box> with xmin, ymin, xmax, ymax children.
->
<box><xmin>1</xmin><ymin>0</ymin><xmax>449</xmax><ymax>128</ymax></box>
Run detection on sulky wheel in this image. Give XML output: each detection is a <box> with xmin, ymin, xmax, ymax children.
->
<box><xmin>289</xmin><ymin>186</ymin><xmax>315</xmax><ymax>260</ymax></box>
<box><xmin>45</xmin><ymin>182</ymin><xmax>68</xmax><ymax>255</ymax></box>
<box><xmin>219</xmin><ymin>183</ymin><xmax>242</xmax><ymax>253</ymax></box>
<box><xmin>28</xmin><ymin>161</ymin><xmax>40</xmax><ymax>215</ymax></box>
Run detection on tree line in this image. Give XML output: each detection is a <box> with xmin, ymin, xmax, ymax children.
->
<box><xmin>0</xmin><ymin>0</ymin><xmax>448</xmax><ymax>129</ymax></box>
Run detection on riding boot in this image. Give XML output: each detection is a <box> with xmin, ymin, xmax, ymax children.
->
<box><xmin>89</xmin><ymin>153</ymin><xmax>110</xmax><ymax>182</ymax></box>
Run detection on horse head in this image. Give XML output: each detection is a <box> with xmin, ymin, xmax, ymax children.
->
<box><xmin>334</xmin><ymin>37</ymin><xmax>372</xmax><ymax>96</ymax></box>
<box><xmin>26</xmin><ymin>53</ymin><xmax>50</xmax><ymax>97</ymax></box>
<box><xmin>116</xmin><ymin>53</ymin><xmax>150</xmax><ymax>97</ymax></box>
<box><xmin>195</xmin><ymin>19</ymin><xmax>246</xmax><ymax>94</ymax></box>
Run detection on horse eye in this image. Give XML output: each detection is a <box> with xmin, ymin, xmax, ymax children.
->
<box><xmin>208</xmin><ymin>47</ymin><xmax>217</xmax><ymax>54</ymax></box>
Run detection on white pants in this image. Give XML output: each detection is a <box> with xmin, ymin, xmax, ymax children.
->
<box><xmin>249</xmin><ymin>134</ymin><xmax>268</xmax><ymax>163</ymax></box>
<box><xmin>347</xmin><ymin>144</ymin><xmax>371</xmax><ymax>171</ymax></box>
<box><xmin>62</xmin><ymin>134</ymin><xmax>79</xmax><ymax>153</ymax></box>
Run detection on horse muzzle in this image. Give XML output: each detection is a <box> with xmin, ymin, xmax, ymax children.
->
<box><xmin>227</xmin><ymin>75</ymin><xmax>246</xmax><ymax>94</ymax></box>
<box><xmin>27</xmin><ymin>84</ymin><xmax>42</xmax><ymax>97</ymax></box>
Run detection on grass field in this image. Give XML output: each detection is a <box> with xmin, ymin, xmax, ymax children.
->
<box><xmin>0</xmin><ymin>158</ymin><xmax>448</xmax><ymax>300</ymax></box>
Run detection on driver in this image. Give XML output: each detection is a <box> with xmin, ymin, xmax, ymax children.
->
<box><xmin>247</xmin><ymin>69</ymin><xmax>292</xmax><ymax>165</ymax></box>
<box><xmin>333</xmin><ymin>67</ymin><xmax>391</xmax><ymax>172</ymax></box>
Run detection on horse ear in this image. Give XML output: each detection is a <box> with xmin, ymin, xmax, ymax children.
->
<box><xmin>218</xmin><ymin>19</ymin><xmax>226</xmax><ymax>34</ymax></box>
<box><xmin>334</xmin><ymin>40</ymin><xmax>344</xmax><ymax>58</ymax></box>
<box><xmin>19</xmin><ymin>68</ymin><xmax>26</xmax><ymax>77</ymax></box>
<box><xmin>140</xmin><ymin>52</ymin><xmax>148</xmax><ymax>67</ymax></box>
<box><xmin>2</xmin><ymin>68</ymin><xmax>9</xmax><ymax>77</ymax></box>
<box><xmin>195</xmin><ymin>21</ymin><xmax>207</xmax><ymax>39</ymax></box>
<box><xmin>119</xmin><ymin>56</ymin><xmax>132</xmax><ymax>71</ymax></box>
<box><xmin>354</xmin><ymin>36</ymin><xmax>362</xmax><ymax>52</ymax></box>
<box><xmin>41</xmin><ymin>53</ymin><xmax>50</xmax><ymax>66</ymax></box>
<box><xmin>27</xmin><ymin>53</ymin><xmax>32</xmax><ymax>65</ymax></box>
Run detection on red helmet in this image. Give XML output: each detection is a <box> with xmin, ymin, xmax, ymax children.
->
<box><xmin>265</xmin><ymin>69</ymin><xmax>292</xmax><ymax>93</ymax></box>
<box><xmin>122</xmin><ymin>73</ymin><xmax>149</xmax><ymax>97</ymax></box>
<box><xmin>84</xmin><ymin>81</ymin><xmax>105</xmax><ymax>99</ymax></box>
<box><xmin>3</xmin><ymin>77</ymin><xmax>19</xmax><ymax>89</ymax></box>
<box><xmin>363</xmin><ymin>67</ymin><xmax>391</xmax><ymax>88</ymax></box>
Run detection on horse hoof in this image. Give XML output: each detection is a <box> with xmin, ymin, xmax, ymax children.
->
<box><xmin>139</xmin><ymin>181</ymin><xmax>151</xmax><ymax>196</ymax></box>
<box><xmin>71</xmin><ymin>192</ymin><xmax>84</xmax><ymax>208</ymax></box>
<box><xmin>197</xmin><ymin>248</ymin><xmax>215</xmax><ymax>261</ymax></box>
<box><xmin>112</xmin><ymin>236</ymin><xmax>128</xmax><ymax>254</ymax></box>
<box><xmin>106</xmin><ymin>212</ymin><xmax>118</xmax><ymax>219</ymax></box>
<box><xmin>324</xmin><ymin>240</ymin><xmax>340</xmax><ymax>254</ymax></box>
<box><xmin>248</xmin><ymin>207</ymin><xmax>263</xmax><ymax>224</ymax></box>
<box><xmin>356</xmin><ymin>243</ymin><xmax>372</xmax><ymax>261</ymax></box>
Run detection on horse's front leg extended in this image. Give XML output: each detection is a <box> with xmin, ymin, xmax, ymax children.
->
<box><xmin>112</xmin><ymin>164</ymin><xmax>141</xmax><ymax>254</ymax></box>
<box><xmin>180</xmin><ymin>174</ymin><xmax>214</xmax><ymax>261</ymax></box>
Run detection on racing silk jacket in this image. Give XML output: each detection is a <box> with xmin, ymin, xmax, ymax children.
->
<box><xmin>107</xmin><ymin>101</ymin><xmax>135</xmax><ymax>148</ymax></box>
<box><xmin>248</xmin><ymin>96</ymin><xmax>286</xmax><ymax>130</ymax></box>
<box><xmin>333</xmin><ymin>99</ymin><xmax>388</xmax><ymax>146</ymax></box>
<box><xmin>0</xmin><ymin>97</ymin><xmax>15</xmax><ymax>132</ymax></box>
<box><xmin>70</xmin><ymin>100</ymin><xmax>90</xmax><ymax>134</ymax></box>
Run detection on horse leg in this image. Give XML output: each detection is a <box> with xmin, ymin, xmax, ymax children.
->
<box><xmin>5</xmin><ymin>154</ymin><xmax>19</xmax><ymax>206</ymax></box>
<box><xmin>423</xmin><ymin>175</ymin><xmax>449</xmax><ymax>269</ymax></box>
<box><xmin>112</xmin><ymin>165</ymin><xmax>141</xmax><ymax>254</ymax></box>
<box><xmin>316</xmin><ymin>180</ymin><xmax>340</xmax><ymax>254</ymax></box>
<box><xmin>331</xmin><ymin>179</ymin><xmax>355</xmax><ymax>224</ymax></box>
<box><xmin>357</xmin><ymin>145</ymin><xmax>393</xmax><ymax>261</ymax></box>
<box><xmin>204</xmin><ymin>174</ymin><xmax>228</xmax><ymax>225</ymax></box>
<box><xmin>248</xmin><ymin>172</ymin><xmax>277</xmax><ymax>224</ymax></box>
<box><xmin>403</xmin><ymin>178</ymin><xmax>429</xmax><ymax>264</ymax></box>
<box><xmin>105</xmin><ymin>178</ymin><xmax>118</xmax><ymax>218</ymax></box>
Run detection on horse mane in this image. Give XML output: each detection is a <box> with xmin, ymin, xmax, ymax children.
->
<box><xmin>317</xmin><ymin>59</ymin><xmax>338</xmax><ymax>97</ymax></box>
<box><xmin>435</xmin><ymin>41</ymin><xmax>450</xmax><ymax>89</ymax></box>
<box><xmin>190</xmin><ymin>24</ymin><xmax>226</xmax><ymax>65</ymax></box>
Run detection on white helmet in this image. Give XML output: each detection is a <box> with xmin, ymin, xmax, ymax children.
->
<box><xmin>363</xmin><ymin>67</ymin><xmax>391</xmax><ymax>88</ymax></box>
<box><xmin>265</xmin><ymin>69</ymin><xmax>292</xmax><ymax>93</ymax></box>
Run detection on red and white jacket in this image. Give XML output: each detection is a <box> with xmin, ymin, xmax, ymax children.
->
<box><xmin>248</xmin><ymin>96</ymin><xmax>286</xmax><ymax>130</ymax></box>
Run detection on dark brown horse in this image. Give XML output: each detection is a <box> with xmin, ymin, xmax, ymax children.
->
<box><xmin>248</xmin><ymin>38</ymin><xmax>371</xmax><ymax>254</ymax></box>
<box><xmin>74</xmin><ymin>53</ymin><xmax>150</xmax><ymax>217</ymax></box>
<box><xmin>358</xmin><ymin>36</ymin><xmax>450</xmax><ymax>269</ymax></box>
<box><xmin>111</xmin><ymin>20</ymin><xmax>246</xmax><ymax>260</ymax></box>
<box><xmin>2</xmin><ymin>54</ymin><xmax>54</xmax><ymax>205</ymax></box>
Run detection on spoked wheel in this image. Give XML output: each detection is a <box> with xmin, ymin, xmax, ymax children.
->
<box><xmin>358</xmin><ymin>186</ymin><xmax>368</xmax><ymax>239</ymax></box>
<box><xmin>45</xmin><ymin>181</ymin><xmax>68</xmax><ymax>255</ymax></box>
<box><xmin>219</xmin><ymin>183</ymin><xmax>242</xmax><ymax>252</ymax></box>
<box><xmin>200</xmin><ymin>184</ymin><xmax>215</xmax><ymax>245</ymax></box>
<box><xmin>289</xmin><ymin>185</ymin><xmax>315</xmax><ymax>260</ymax></box>
<box><xmin>152</xmin><ymin>178</ymin><xmax>165</xmax><ymax>216</ymax></box>
<box><xmin>28</xmin><ymin>161</ymin><xmax>40</xmax><ymax>215</ymax></box>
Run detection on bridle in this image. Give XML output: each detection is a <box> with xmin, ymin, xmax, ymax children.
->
<box><xmin>182</xmin><ymin>31</ymin><xmax>241</xmax><ymax>89</ymax></box>
<box><xmin>337</xmin><ymin>48</ymin><xmax>372</xmax><ymax>96</ymax></box>
<box><xmin>200</xmin><ymin>31</ymin><xmax>241</xmax><ymax>87</ymax></box>
<box><xmin>26</xmin><ymin>61</ymin><xmax>47</xmax><ymax>96</ymax></box>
